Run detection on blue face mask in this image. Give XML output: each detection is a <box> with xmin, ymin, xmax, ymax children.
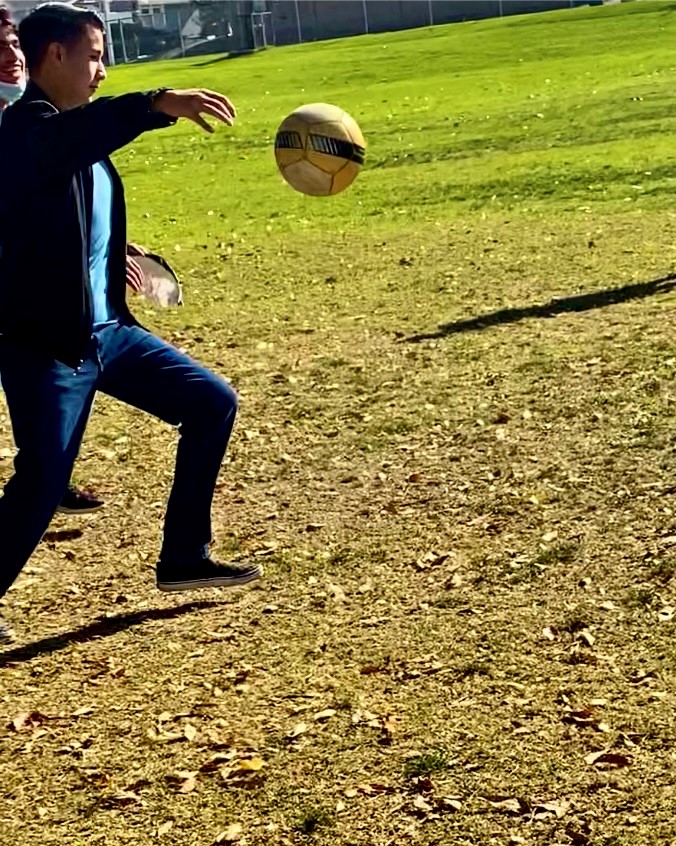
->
<box><xmin>0</xmin><ymin>78</ymin><xmax>25</xmax><ymax>106</ymax></box>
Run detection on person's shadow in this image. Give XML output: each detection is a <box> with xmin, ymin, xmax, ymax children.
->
<box><xmin>0</xmin><ymin>601</ymin><xmax>221</xmax><ymax>667</ymax></box>
<box><xmin>404</xmin><ymin>273</ymin><xmax>676</xmax><ymax>343</ymax></box>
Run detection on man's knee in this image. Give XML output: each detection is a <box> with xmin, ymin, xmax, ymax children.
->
<box><xmin>184</xmin><ymin>372</ymin><xmax>238</xmax><ymax>432</ymax></box>
<box><xmin>209</xmin><ymin>375</ymin><xmax>238</xmax><ymax>421</ymax></box>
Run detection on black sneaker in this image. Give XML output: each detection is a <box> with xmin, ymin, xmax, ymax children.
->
<box><xmin>57</xmin><ymin>485</ymin><xmax>105</xmax><ymax>515</ymax></box>
<box><xmin>0</xmin><ymin>615</ymin><xmax>15</xmax><ymax>646</ymax></box>
<box><xmin>157</xmin><ymin>557</ymin><xmax>263</xmax><ymax>593</ymax></box>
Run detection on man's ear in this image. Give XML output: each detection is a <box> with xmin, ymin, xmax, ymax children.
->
<box><xmin>44</xmin><ymin>41</ymin><xmax>65</xmax><ymax>65</ymax></box>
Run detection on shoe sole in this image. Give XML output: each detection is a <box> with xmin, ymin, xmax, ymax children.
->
<box><xmin>56</xmin><ymin>504</ymin><xmax>105</xmax><ymax>515</ymax></box>
<box><xmin>157</xmin><ymin>568</ymin><xmax>262</xmax><ymax>593</ymax></box>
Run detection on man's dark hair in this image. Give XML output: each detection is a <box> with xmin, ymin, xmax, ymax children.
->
<box><xmin>0</xmin><ymin>7</ymin><xmax>17</xmax><ymax>31</ymax></box>
<box><xmin>18</xmin><ymin>3</ymin><xmax>104</xmax><ymax>72</ymax></box>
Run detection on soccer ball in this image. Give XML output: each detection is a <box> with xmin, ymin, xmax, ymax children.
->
<box><xmin>274</xmin><ymin>103</ymin><xmax>366</xmax><ymax>197</ymax></box>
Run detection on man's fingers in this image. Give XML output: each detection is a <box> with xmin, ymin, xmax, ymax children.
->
<box><xmin>199</xmin><ymin>89</ymin><xmax>236</xmax><ymax>117</ymax></box>
<box><xmin>190</xmin><ymin>113</ymin><xmax>214</xmax><ymax>134</ymax></box>
<box><xmin>126</xmin><ymin>257</ymin><xmax>144</xmax><ymax>292</ymax></box>
<box><xmin>198</xmin><ymin>98</ymin><xmax>235</xmax><ymax>126</ymax></box>
<box><xmin>153</xmin><ymin>88</ymin><xmax>237</xmax><ymax>127</ymax></box>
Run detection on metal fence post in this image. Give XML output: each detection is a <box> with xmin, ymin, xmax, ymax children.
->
<box><xmin>294</xmin><ymin>0</ymin><xmax>302</xmax><ymax>42</ymax></box>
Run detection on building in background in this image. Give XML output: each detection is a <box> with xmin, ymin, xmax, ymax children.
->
<box><xmin>5</xmin><ymin>0</ymin><xmax>606</xmax><ymax>63</ymax></box>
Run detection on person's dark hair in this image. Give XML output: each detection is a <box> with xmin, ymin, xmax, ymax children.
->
<box><xmin>18</xmin><ymin>3</ymin><xmax>104</xmax><ymax>72</ymax></box>
<box><xmin>0</xmin><ymin>7</ymin><xmax>17</xmax><ymax>31</ymax></box>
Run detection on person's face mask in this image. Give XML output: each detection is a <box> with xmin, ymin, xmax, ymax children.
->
<box><xmin>0</xmin><ymin>77</ymin><xmax>25</xmax><ymax>106</ymax></box>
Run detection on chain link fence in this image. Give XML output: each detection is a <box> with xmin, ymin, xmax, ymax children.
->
<box><xmin>7</xmin><ymin>0</ymin><xmax>605</xmax><ymax>65</ymax></box>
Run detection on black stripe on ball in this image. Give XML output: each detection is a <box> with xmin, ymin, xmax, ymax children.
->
<box><xmin>308</xmin><ymin>134</ymin><xmax>365</xmax><ymax>165</ymax></box>
<box><xmin>275</xmin><ymin>130</ymin><xmax>304</xmax><ymax>150</ymax></box>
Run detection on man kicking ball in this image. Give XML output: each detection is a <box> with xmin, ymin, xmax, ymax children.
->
<box><xmin>0</xmin><ymin>3</ymin><xmax>261</xmax><ymax>645</ymax></box>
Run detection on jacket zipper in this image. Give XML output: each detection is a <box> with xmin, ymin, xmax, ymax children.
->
<box><xmin>72</xmin><ymin>172</ymin><xmax>92</xmax><ymax>362</ymax></box>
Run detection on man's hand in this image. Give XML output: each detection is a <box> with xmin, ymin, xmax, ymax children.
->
<box><xmin>126</xmin><ymin>254</ymin><xmax>144</xmax><ymax>293</ymax></box>
<box><xmin>152</xmin><ymin>89</ymin><xmax>236</xmax><ymax>134</ymax></box>
<box><xmin>127</xmin><ymin>242</ymin><xmax>147</xmax><ymax>258</ymax></box>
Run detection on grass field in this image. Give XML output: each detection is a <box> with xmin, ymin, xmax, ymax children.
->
<box><xmin>2</xmin><ymin>2</ymin><xmax>676</xmax><ymax>844</ymax></box>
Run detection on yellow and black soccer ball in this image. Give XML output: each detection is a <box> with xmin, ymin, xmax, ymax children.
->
<box><xmin>274</xmin><ymin>103</ymin><xmax>366</xmax><ymax>196</ymax></box>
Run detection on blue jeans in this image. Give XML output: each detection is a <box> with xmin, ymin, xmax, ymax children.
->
<box><xmin>0</xmin><ymin>323</ymin><xmax>238</xmax><ymax>598</ymax></box>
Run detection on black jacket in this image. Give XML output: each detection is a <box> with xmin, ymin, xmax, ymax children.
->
<box><xmin>0</xmin><ymin>82</ymin><xmax>174</xmax><ymax>368</ymax></box>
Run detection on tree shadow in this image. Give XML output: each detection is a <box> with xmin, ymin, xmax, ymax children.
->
<box><xmin>0</xmin><ymin>600</ymin><xmax>220</xmax><ymax>667</ymax></box>
<box><xmin>404</xmin><ymin>274</ymin><xmax>676</xmax><ymax>343</ymax></box>
<box><xmin>190</xmin><ymin>51</ymin><xmax>254</xmax><ymax>68</ymax></box>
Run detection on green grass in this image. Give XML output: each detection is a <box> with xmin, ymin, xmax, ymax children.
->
<box><xmin>404</xmin><ymin>746</ymin><xmax>454</xmax><ymax>779</ymax></box>
<box><xmin>3</xmin><ymin>3</ymin><xmax>676</xmax><ymax>846</ymax></box>
<box><xmin>103</xmin><ymin>0</ymin><xmax>676</xmax><ymax>256</ymax></box>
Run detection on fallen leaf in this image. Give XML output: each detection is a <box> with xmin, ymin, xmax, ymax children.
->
<box><xmin>313</xmin><ymin>709</ymin><xmax>336</xmax><ymax>722</ymax></box>
<box><xmin>436</xmin><ymin>796</ymin><xmax>462</xmax><ymax>813</ymax></box>
<box><xmin>11</xmin><ymin>711</ymin><xmax>49</xmax><ymax>732</ymax></box>
<box><xmin>147</xmin><ymin>729</ymin><xmax>184</xmax><ymax>744</ymax></box>
<box><xmin>166</xmin><ymin>771</ymin><xmax>198</xmax><ymax>793</ymax></box>
<box><xmin>584</xmin><ymin>750</ymin><xmax>632</xmax><ymax>769</ymax></box>
<box><xmin>287</xmin><ymin>722</ymin><xmax>308</xmax><ymax>739</ymax></box>
<box><xmin>380</xmin><ymin>713</ymin><xmax>398</xmax><ymax>744</ymax></box>
<box><xmin>180</xmin><ymin>775</ymin><xmax>197</xmax><ymax>794</ymax></box>
<box><xmin>360</xmin><ymin>664</ymin><xmax>387</xmax><ymax>676</ymax></box>
<box><xmin>207</xmin><ymin>630</ymin><xmax>236</xmax><ymax>641</ymax></box>
<box><xmin>562</xmin><ymin>706</ymin><xmax>596</xmax><ymax>727</ymax></box>
<box><xmin>359</xmin><ymin>616</ymin><xmax>390</xmax><ymax>627</ymax></box>
<box><xmin>485</xmin><ymin>795</ymin><xmax>530</xmax><ymax>815</ymax></box>
<box><xmin>412</xmin><ymin>551</ymin><xmax>450</xmax><ymax>572</ymax></box>
<box><xmin>234</xmin><ymin>756</ymin><xmax>264</xmax><ymax>772</ymax></box>
<box><xmin>532</xmin><ymin>800</ymin><xmax>570</xmax><ymax>820</ymax></box>
<box><xmin>412</xmin><ymin>794</ymin><xmax>434</xmax><ymax>815</ymax></box>
<box><xmin>345</xmin><ymin>782</ymin><xmax>396</xmax><ymax>797</ymax></box>
<box><xmin>352</xmin><ymin>709</ymin><xmax>379</xmax><ymax>726</ymax></box>
<box><xmin>578</xmin><ymin>629</ymin><xmax>595</xmax><ymax>647</ymax></box>
<box><xmin>101</xmin><ymin>790</ymin><xmax>144</xmax><ymax>808</ymax></box>
<box><xmin>72</xmin><ymin>706</ymin><xmax>95</xmax><ymax>717</ymax></box>
<box><xmin>214</xmin><ymin>823</ymin><xmax>243</xmax><ymax>844</ymax></box>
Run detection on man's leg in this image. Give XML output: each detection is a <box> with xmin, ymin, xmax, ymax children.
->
<box><xmin>0</xmin><ymin>340</ymin><xmax>98</xmax><ymax>599</ymax></box>
<box><xmin>95</xmin><ymin>323</ymin><xmax>260</xmax><ymax>589</ymax></box>
<box><xmin>0</xmin><ymin>363</ymin><xmax>105</xmax><ymax>517</ymax></box>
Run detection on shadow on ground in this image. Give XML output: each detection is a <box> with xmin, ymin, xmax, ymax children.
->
<box><xmin>0</xmin><ymin>601</ymin><xmax>220</xmax><ymax>667</ymax></box>
<box><xmin>404</xmin><ymin>274</ymin><xmax>676</xmax><ymax>343</ymax></box>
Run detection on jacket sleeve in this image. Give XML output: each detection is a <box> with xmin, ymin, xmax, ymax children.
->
<box><xmin>16</xmin><ymin>90</ymin><xmax>175</xmax><ymax>182</ymax></box>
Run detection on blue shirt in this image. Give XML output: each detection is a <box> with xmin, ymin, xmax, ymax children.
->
<box><xmin>89</xmin><ymin>161</ymin><xmax>116</xmax><ymax>326</ymax></box>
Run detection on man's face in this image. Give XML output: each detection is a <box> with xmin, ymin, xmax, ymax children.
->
<box><xmin>0</xmin><ymin>24</ymin><xmax>25</xmax><ymax>85</ymax></box>
<box><xmin>59</xmin><ymin>24</ymin><xmax>106</xmax><ymax>106</ymax></box>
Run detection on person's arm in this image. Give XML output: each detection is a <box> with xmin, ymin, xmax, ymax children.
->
<box><xmin>17</xmin><ymin>91</ymin><xmax>174</xmax><ymax>181</ymax></box>
<box><xmin>16</xmin><ymin>88</ymin><xmax>235</xmax><ymax>182</ymax></box>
